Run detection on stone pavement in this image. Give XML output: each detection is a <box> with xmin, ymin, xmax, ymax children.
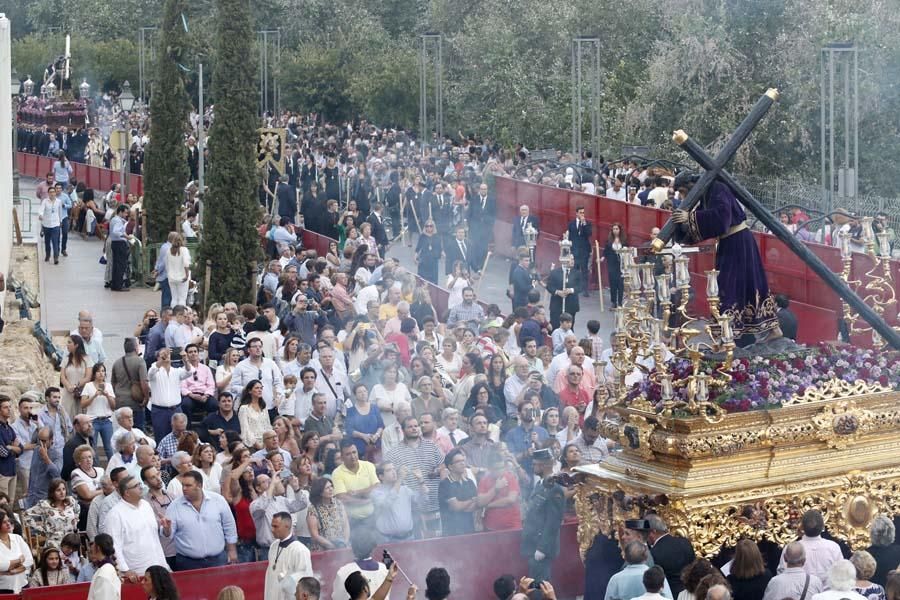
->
<box><xmin>21</xmin><ymin>177</ymin><xmax>158</xmax><ymax>363</ymax></box>
<box><xmin>22</xmin><ymin>176</ymin><xmax>614</xmax><ymax>365</ymax></box>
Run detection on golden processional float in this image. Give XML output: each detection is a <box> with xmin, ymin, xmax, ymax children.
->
<box><xmin>573</xmin><ymin>88</ymin><xmax>900</xmax><ymax>559</ymax></box>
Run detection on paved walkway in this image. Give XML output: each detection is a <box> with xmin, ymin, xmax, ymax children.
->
<box><xmin>22</xmin><ymin>178</ymin><xmax>158</xmax><ymax>363</ymax></box>
<box><xmin>22</xmin><ymin>176</ymin><xmax>613</xmax><ymax>364</ymax></box>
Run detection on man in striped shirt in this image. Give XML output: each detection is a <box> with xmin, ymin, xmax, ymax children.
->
<box><xmin>384</xmin><ymin>416</ymin><xmax>445</xmax><ymax>537</ymax></box>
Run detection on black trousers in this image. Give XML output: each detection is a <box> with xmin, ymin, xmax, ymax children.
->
<box><xmin>111</xmin><ymin>240</ymin><xmax>129</xmax><ymax>290</ymax></box>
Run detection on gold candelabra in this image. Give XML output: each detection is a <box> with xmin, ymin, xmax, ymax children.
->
<box><xmin>838</xmin><ymin>220</ymin><xmax>898</xmax><ymax>348</ymax></box>
<box><xmin>606</xmin><ymin>244</ymin><xmax>735</xmax><ymax>422</ymax></box>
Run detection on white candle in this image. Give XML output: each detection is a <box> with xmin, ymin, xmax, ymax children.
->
<box><xmin>65</xmin><ymin>35</ymin><xmax>71</xmax><ymax>79</ymax></box>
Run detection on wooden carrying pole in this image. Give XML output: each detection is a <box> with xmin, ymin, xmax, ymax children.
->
<box><xmin>594</xmin><ymin>240</ymin><xmax>604</xmax><ymax>312</ymax></box>
<box><xmin>475</xmin><ymin>250</ymin><xmax>492</xmax><ymax>294</ymax></box>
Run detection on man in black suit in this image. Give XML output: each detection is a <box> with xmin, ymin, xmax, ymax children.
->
<box><xmin>509</xmin><ymin>252</ymin><xmax>533</xmax><ymax>311</ymax></box>
<box><xmin>647</xmin><ymin>514</ymin><xmax>696</xmax><ymax>598</ymax></box>
<box><xmin>520</xmin><ymin>448</ymin><xmax>565</xmax><ymax>582</ymax></box>
<box><xmin>405</xmin><ymin>178</ymin><xmax>426</xmax><ymax>235</ymax></box>
<box><xmin>512</xmin><ymin>204</ymin><xmax>540</xmax><ymax>249</ymax></box>
<box><xmin>431</xmin><ymin>181</ymin><xmax>454</xmax><ymax>248</ymax></box>
<box><xmin>467</xmin><ymin>182</ymin><xmax>495</xmax><ymax>273</ymax></box>
<box><xmin>366</xmin><ymin>202</ymin><xmax>389</xmax><ymax>256</ymax></box>
<box><xmin>567</xmin><ymin>206</ymin><xmax>593</xmax><ymax>296</ymax></box>
<box><xmin>444</xmin><ymin>225</ymin><xmax>474</xmax><ymax>275</ymax></box>
<box><xmin>546</xmin><ymin>255</ymin><xmax>582</xmax><ymax>330</ymax></box>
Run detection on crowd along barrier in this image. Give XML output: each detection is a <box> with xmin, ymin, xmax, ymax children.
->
<box><xmin>494</xmin><ymin>176</ymin><xmax>900</xmax><ymax>346</ymax></box>
<box><xmin>16</xmin><ymin>151</ymin><xmax>144</xmax><ymax>197</ymax></box>
<box><xmin>7</xmin><ymin>521</ymin><xmax>583</xmax><ymax>600</ymax></box>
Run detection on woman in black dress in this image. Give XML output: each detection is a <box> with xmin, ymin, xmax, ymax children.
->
<box><xmin>323</xmin><ymin>156</ymin><xmax>340</xmax><ymax>200</ymax></box>
<box><xmin>601</xmin><ymin>222</ymin><xmax>627</xmax><ymax>309</ymax></box>
<box><xmin>416</xmin><ymin>220</ymin><xmax>443</xmax><ymax>284</ymax></box>
<box><xmin>726</xmin><ymin>539</ymin><xmax>772</xmax><ymax>600</ymax></box>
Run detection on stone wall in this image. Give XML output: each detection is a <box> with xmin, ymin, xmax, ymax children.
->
<box><xmin>0</xmin><ymin>245</ymin><xmax>57</xmax><ymax>401</ymax></box>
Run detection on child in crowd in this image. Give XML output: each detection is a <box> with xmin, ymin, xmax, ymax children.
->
<box><xmin>551</xmin><ymin>313</ymin><xmax>574</xmax><ymax>355</ymax></box>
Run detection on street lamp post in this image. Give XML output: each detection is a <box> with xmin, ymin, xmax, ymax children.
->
<box><xmin>111</xmin><ymin>129</ymin><xmax>131</xmax><ymax>202</ymax></box>
<box><xmin>117</xmin><ymin>82</ymin><xmax>136</xmax><ymax>199</ymax></box>
<box><xmin>11</xmin><ymin>69</ymin><xmax>22</xmax><ymax>200</ymax></box>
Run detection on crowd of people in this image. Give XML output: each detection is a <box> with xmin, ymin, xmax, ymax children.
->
<box><xmin>14</xmin><ymin>104</ymin><xmax>900</xmax><ymax>600</ymax></box>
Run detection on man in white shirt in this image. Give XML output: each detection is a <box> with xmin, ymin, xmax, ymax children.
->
<box><xmin>147</xmin><ymin>348</ymin><xmax>193</xmax><ymax>441</ymax></box>
<box><xmin>110</xmin><ymin>407</ymin><xmax>156</xmax><ymax>450</ymax></box>
<box><xmin>436</xmin><ymin>408</ymin><xmax>468</xmax><ymax>446</ymax></box>
<box><xmin>280</xmin><ymin>367</ymin><xmax>317</xmax><ymax>427</ymax></box>
<box><xmin>354</xmin><ymin>281</ymin><xmax>384</xmax><ymax>316</ymax></box>
<box><xmin>777</xmin><ymin>509</ymin><xmax>843</xmax><ymax>581</ymax></box>
<box><xmin>104</xmin><ymin>474</ymin><xmax>168</xmax><ymax>582</ymax></box>
<box><xmin>331</xmin><ymin>529</ymin><xmax>389</xmax><ymax>600</ymax></box>
<box><xmin>764</xmin><ymin>542</ymin><xmax>823</xmax><ymax>600</ymax></box>
<box><xmin>312</xmin><ymin>347</ymin><xmax>349</xmax><ymax>419</ymax></box>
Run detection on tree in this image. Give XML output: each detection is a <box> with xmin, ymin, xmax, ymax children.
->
<box><xmin>198</xmin><ymin>0</ymin><xmax>261</xmax><ymax>305</ymax></box>
<box><xmin>142</xmin><ymin>0</ymin><xmax>191</xmax><ymax>243</ymax></box>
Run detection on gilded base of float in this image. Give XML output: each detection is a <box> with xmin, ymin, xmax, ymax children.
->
<box><xmin>573</xmin><ymin>382</ymin><xmax>900</xmax><ymax>558</ymax></box>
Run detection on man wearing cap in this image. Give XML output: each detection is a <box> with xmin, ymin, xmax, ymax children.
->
<box><xmin>520</xmin><ymin>447</ymin><xmax>565</xmax><ymax>582</ymax></box>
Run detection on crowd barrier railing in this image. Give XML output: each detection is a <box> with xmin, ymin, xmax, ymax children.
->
<box><xmin>494</xmin><ymin>176</ymin><xmax>900</xmax><ymax>346</ymax></box>
<box><xmin>17</xmin><ymin>151</ymin><xmax>144</xmax><ymax>197</ymax></box>
<box><xmin>4</xmin><ymin>521</ymin><xmax>583</xmax><ymax>600</ymax></box>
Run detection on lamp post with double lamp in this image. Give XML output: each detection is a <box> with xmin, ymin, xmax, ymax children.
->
<box><xmin>115</xmin><ymin>81</ymin><xmax>136</xmax><ymax>199</ymax></box>
<box><xmin>10</xmin><ymin>69</ymin><xmax>22</xmax><ymax>200</ymax></box>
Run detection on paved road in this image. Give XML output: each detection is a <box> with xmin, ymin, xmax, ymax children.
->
<box><xmin>22</xmin><ymin>176</ymin><xmax>614</xmax><ymax>364</ymax></box>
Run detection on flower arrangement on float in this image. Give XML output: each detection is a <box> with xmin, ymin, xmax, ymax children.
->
<box><xmin>624</xmin><ymin>343</ymin><xmax>900</xmax><ymax>415</ymax></box>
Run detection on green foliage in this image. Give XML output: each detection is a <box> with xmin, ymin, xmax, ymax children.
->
<box><xmin>198</xmin><ymin>0</ymin><xmax>262</xmax><ymax>305</ymax></box>
<box><xmin>12</xmin><ymin>34</ymin><xmax>138</xmax><ymax>92</ymax></box>
<box><xmin>142</xmin><ymin>0</ymin><xmax>191</xmax><ymax>243</ymax></box>
<box><xmin>281</xmin><ymin>47</ymin><xmax>352</xmax><ymax>122</ymax></box>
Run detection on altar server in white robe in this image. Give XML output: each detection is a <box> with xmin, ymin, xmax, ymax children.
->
<box><xmin>265</xmin><ymin>511</ymin><xmax>313</xmax><ymax>600</ymax></box>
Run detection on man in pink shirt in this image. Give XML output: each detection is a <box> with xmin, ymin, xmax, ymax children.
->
<box><xmin>326</xmin><ymin>272</ymin><xmax>354</xmax><ymax>322</ymax></box>
<box><xmin>179</xmin><ymin>344</ymin><xmax>218</xmax><ymax>417</ymax></box>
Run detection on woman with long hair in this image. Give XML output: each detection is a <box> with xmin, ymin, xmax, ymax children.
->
<box><xmin>462</xmin><ymin>382</ymin><xmax>503</xmax><ymax>423</ymax></box>
<box><xmin>164</xmin><ymin>233</ymin><xmax>191</xmax><ymax>307</ymax></box>
<box><xmin>222</xmin><ymin>447</ymin><xmax>259</xmax><ymax>563</ymax></box>
<box><xmin>452</xmin><ymin>352</ymin><xmax>485</xmax><ymax>410</ymax></box>
<box><xmin>279</xmin><ymin>337</ymin><xmax>300</xmax><ymax>372</ymax></box>
<box><xmin>207</xmin><ymin>312</ymin><xmax>234</xmax><ymax>365</ymax></box>
<box><xmin>24</xmin><ymin>478</ymin><xmax>80</xmax><ymax>549</ymax></box>
<box><xmin>289</xmin><ymin>454</ymin><xmax>315</xmax><ymax>548</ymax></box>
<box><xmin>306</xmin><ymin>478</ymin><xmax>350</xmax><ymax>551</ymax></box>
<box><xmin>141</xmin><ymin>564</ymin><xmax>179</xmax><ymax>600</ymax></box>
<box><xmin>410</xmin><ymin>287</ymin><xmax>438</xmax><ymax>330</ymax></box>
<box><xmin>86</xmin><ymin>533</ymin><xmax>119</xmax><ymax>600</ymax></box>
<box><xmin>726</xmin><ymin>539</ymin><xmax>772</xmax><ymax>600</ymax></box>
<box><xmin>300</xmin><ymin>431</ymin><xmax>321</xmax><ymax>476</ymax></box>
<box><xmin>272</xmin><ymin>416</ymin><xmax>301</xmax><ymax>458</ymax></box>
<box><xmin>677</xmin><ymin>559</ymin><xmax>717</xmax><ymax>600</ymax></box>
<box><xmin>81</xmin><ymin>363</ymin><xmax>116</xmax><ymax>459</ymax></box>
<box><xmin>60</xmin><ymin>334</ymin><xmax>93</xmax><ymax>419</ymax></box>
<box><xmin>192</xmin><ymin>443</ymin><xmax>222</xmax><ymax>494</ymax></box>
<box><xmin>601</xmin><ymin>223</ymin><xmax>627</xmax><ymax>309</ymax></box>
<box><xmin>29</xmin><ymin>546</ymin><xmax>71</xmax><ymax>587</ymax></box>
<box><xmin>542</xmin><ymin>407</ymin><xmax>563</xmax><ymax>440</ymax></box>
<box><xmin>133</xmin><ymin>309</ymin><xmax>159</xmax><ymax>347</ymax></box>
<box><xmin>485</xmin><ymin>353</ymin><xmax>508</xmax><ymax>403</ymax></box>
<box><xmin>238</xmin><ymin>379</ymin><xmax>272</xmax><ymax>450</ymax></box>
<box><xmin>215</xmin><ymin>431</ymin><xmax>243</xmax><ymax>466</ymax></box>
<box><xmin>203</xmin><ymin>303</ymin><xmax>224</xmax><ymax>334</ymax></box>
<box><xmin>53</xmin><ymin>150</ymin><xmax>74</xmax><ymax>187</ymax></box>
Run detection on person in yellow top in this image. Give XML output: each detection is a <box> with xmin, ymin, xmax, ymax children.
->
<box><xmin>378</xmin><ymin>287</ymin><xmax>402</xmax><ymax>322</ymax></box>
<box><xmin>331</xmin><ymin>439</ymin><xmax>379</xmax><ymax>529</ymax></box>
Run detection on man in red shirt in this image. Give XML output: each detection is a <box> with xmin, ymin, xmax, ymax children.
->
<box><xmin>558</xmin><ymin>364</ymin><xmax>591</xmax><ymax>427</ymax></box>
<box><xmin>477</xmin><ymin>451</ymin><xmax>521</xmax><ymax>531</ymax></box>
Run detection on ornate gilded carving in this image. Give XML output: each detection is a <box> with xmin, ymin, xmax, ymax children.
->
<box><xmin>785</xmin><ymin>378</ymin><xmax>892</xmax><ymax>406</ymax></box>
<box><xmin>621</xmin><ymin>416</ymin><xmax>656</xmax><ymax>461</ymax></box>
<box><xmin>811</xmin><ymin>400</ymin><xmax>874</xmax><ymax>449</ymax></box>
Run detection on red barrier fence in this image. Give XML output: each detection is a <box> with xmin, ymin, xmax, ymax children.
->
<box><xmin>494</xmin><ymin>176</ymin><xmax>900</xmax><ymax>346</ymax></box>
<box><xmin>16</xmin><ymin>151</ymin><xmax>144</xmax><ymax>197</ymax></box>
<box><xmin>3</xmin><ymin>522</ymin><xmax>583</xmax><ymax>600</ymax></box>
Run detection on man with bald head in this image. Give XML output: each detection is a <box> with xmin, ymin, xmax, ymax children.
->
<box><xmin>763</xmin><ymin>541</ymin><xmax>823</xmax><ymax>600</ymax></box>
<box><xmin>551</xmin><ymin>344</ymin><xmax>596</xmax><ymax>394</ymax></box>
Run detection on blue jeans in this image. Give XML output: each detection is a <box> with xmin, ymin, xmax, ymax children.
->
<box><xmin>43</xmin><ymin>226</ymin><xmax>60</xmax><ymax>259</ymax></box>
<box><xmin>60</xmin><ymin>217</ymin><xmax>69</xmax><ymax>253</ymax></box>
<box><xmin>92</xmin><ymin>417</ymin><xmax>114</xmax><ymax>460</ymax></box>
<box><xmin>236</xmin><ymin>542</ymin><xmax>258</xmax><ymax>564</ymax></box>
<box><xmin>159</xmin><ymin>279</ymin><xmax>172</xmax><ymax>310</ymax></box>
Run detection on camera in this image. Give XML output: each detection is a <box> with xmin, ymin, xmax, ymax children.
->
<box><xmin>382</xmin><ymin>549</ymin><xmax>394</xmax><ymax>569</ymax></box>
<box><xmin>148</xmin><ymin>317</ymin><xmax>158</xmax><ymax>328</ymax></box>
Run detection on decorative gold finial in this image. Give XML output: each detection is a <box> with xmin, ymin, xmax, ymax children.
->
<box><xmin>765</xmin><ymin>88</ymin><xmax>780</xmax><ymax>101</ymax></box>
<box><xmin>650</xmin><ymin>238</ymin><xmax>666</xmax><ymax>253</ymax></box>
<box><xmin>672</xmin><ymin>130</ymin><xmax>689</xmax><ymax>145</ymax></box>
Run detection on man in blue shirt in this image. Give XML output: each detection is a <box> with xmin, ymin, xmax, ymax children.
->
<box><xmin>109</xmin><ymin>204</ymin><xmax>131</xmax><ymax>292</ymax></box>
<box><xmin>162</xmin><ymin>470</ymin><xmax>238</xmax><ymax>571</ymax></box>
<box><xmin>503</xmin><ymin>399</ymin><xmax>549</xmax><ymax>477</ymax></box>
<box><xmin>144</xmin><ymin>308</ymin><xmax>173</xmax><ymax>368</ymax></box>
<box><xmin>55</xmin><ymin>183</ymin><xmax>73</xmax><ymax>257</ymax></box>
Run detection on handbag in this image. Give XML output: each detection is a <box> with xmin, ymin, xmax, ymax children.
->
<box><xmin>121</xmin><ymin>356</ymin><xmax>146</xmax><ymax>405</ymax></box>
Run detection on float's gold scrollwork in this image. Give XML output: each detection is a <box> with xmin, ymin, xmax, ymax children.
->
<box><xmin>811</xmin><ymin>400</ymin><xmax>873</xmax><ymax>449</ymax></box>
<box><xmin>785</xmin><ymin>378</ymin><xmax>892</xmax><ymax>406</ymax></box>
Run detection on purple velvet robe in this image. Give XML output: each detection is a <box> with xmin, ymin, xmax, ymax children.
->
<box><xmin>675</xmin><ymin>182</ymin><xmax>778</xmax><ymax>337</ymax></box>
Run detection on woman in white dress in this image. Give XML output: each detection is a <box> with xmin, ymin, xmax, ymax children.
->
<box><xmin>370</xmin><ymin>364</ymin><xmax>412</xmax><ymax>429</ymax></box>
<box><xmin>445</xmin><ymin>260</ymin><xmax>473</xmax><ymax>310</ymax></box>
<box><xmin>238</xmin><ymin>379</ymin><xmax>273</xmax><ymax>451</ymax></box>
<box><xmin>86</xmin><ymin>533</ymin><xmax>121</xmax><ymax>600</ymax></box>
<box><xmin>436</xmin><ymin>338</ymin><xmax>463</xmax><ymax>382</ymax></box>
<box><xmin>163</xmin><ymin>233</ymin><xmax>191</xmax><ymax>307</ymax></box>
<box><xmin>216</xmin><ymin>348</ymin><xmax>241</xmax><ymax>392</ymax></box>
<box><xmin>0</xmin><ymin>508</ymin><xmax>33</xmax><ymax>593</ymax></box>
